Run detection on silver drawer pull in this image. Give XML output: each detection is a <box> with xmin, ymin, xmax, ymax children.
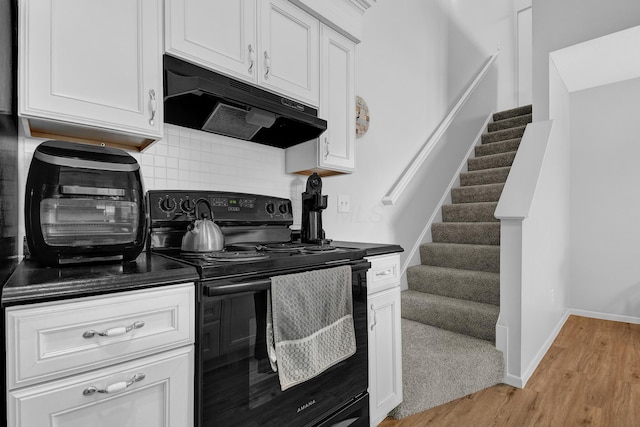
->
<box><xmin>375</xmin><ymin>269</ymin><xmax>393</xmax><ymax>277</ymax></box>
<box><xmin>83</xmin><ymin>373</ymin><xmax>146</xmax><ymax>396</ymax></box>
<box><xmin>83</xmin><ymin>321</ymin><xmax>145</xmax><ymax>339</ymax></box>
<box><xmin>370</xmin><ymin>304</ymin><xmax>377</xmax><ymax>331</ymax></box>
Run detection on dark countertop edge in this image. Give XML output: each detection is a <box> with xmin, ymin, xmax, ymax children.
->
<box><xmin>1</xmin><ymin>253</ymin><xmax>199</xmax><ymax>308</ymax></box>
<box><xmin>331</xmin><ymin>241</ymin><xmax>404</xmax><ymax>257</ymax></box>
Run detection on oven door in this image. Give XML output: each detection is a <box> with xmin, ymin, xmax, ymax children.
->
<box><xmin>197</xmin><ymin>262</ymin><xmax>369</xmax><ymax>427</ymax></box>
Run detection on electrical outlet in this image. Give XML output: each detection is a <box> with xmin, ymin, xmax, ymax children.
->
<box><xmin>337</xmin><ymin>194</ymin><xmax>350</xmax><ymax>213</ymax></box>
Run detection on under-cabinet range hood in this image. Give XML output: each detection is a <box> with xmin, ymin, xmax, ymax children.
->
<box><xmin>163</xmin><ymin>55</ymin><xmax>327</xmax><ymax>148</ymax></box>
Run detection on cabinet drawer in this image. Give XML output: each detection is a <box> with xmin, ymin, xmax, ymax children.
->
<box><xmin>6</xmin><ymin>283</ymin><xmax>195</xmax><ymax>389</ymax></box>
<box><xmin>8</xmin><ymin>346</ymin><xmax>194</xmax><ymax>427</ymax></box>
<box><xmin>366</xmin><ymin>254</ymin><xmax>401</xmax><ymax>294</ymax></box>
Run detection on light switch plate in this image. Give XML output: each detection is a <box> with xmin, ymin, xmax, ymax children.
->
<box><xmin>338</xmin><ymin>194</ymin><xmax>350</xmax><ymax>213</ymax></box>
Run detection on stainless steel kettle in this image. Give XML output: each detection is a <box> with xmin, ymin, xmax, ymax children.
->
<box><xmin>181</xmin><ymin>198</ymin><xmax>224</xmax><ymax>252</ymax></box>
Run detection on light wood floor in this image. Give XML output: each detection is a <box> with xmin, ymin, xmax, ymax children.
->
<box><xmin>379</xmin><ymin>315</ymin><xmax>640</xmax><ymax>427</ymax></box>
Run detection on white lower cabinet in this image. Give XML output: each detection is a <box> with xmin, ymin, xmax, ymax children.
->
<box><xmin>8</xmin><ymin>346</ymin><xmax>193</xmax><ymax>427</ymax></box>
<box><xmin>367</xmin><ymin>254</ymin><xmax>402</xmax><ymax>427</ymax></box>
<box><xmin>5</xmin><ymin>283</ymin><xmax>195</xmax><ymax>427</ymax></box>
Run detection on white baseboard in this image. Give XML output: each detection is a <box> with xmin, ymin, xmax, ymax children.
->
<box><xmin>519</xmin><ymin>309</ymin><xmax>570</xmax><ymax>387</ymax></box>
<box><xmin>569</xmin><ymin>308</ymin><xmax>640</xmax><ymax>325</ymax></box>
<box><xmin>501</xmin><ymin>308</ymin><xmax>639</xmax><ymax>389</ymax></box>
<box><xmin>501</xmin><ymin>309</ymin><xmax>570</xmax><ymax>389</ymax></box>
<box><xmin>504</xmin><ymin>373</ymin><xmax>524</xmax><ymax>388</ymax></box>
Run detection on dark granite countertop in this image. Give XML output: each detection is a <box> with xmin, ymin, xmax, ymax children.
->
<box><xmin>1</xmin><ymin>252</ymin><xmax>199</xmax><ymax>307</ymax></box>
<box><xmin>332</xmin><ymin>241</ymin><xmax>403</xmax><ymax>257</ymax></box>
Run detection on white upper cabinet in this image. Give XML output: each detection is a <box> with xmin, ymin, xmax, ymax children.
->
<box><xmin>166</xmin><ymin>0</ymin><xmax>319</xmax><ymax>107</ymax></box>
<box><xmin>318</xmin><ymin>25</ymin><xmax>355</xmax><ymax>172</ymax></box>
<box><xmin>165</xmin><ymin>0</ymin><xmax>257</xmax><ymax>82</ymax></box>
<box><xmin>257</xmin><ymin>0</ymin><xmax>319</xmax><ymax>107</ymax></box>
<box><xmin>18</xmin><ymin>0</ymin><xmax>163</xmax><ymax>151</ymax></box>
<box><xmin>289</xmin><ymin>0</ymin><xmax>377</xmax><ymax>43</ymax></box>
<box><xmin>285</xmin><ymin>24</ymin><xmax>355</xmax><ymax>175</ymax></box>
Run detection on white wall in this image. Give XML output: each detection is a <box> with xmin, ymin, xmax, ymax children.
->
<box><xmin>519</xmin><ymin>72</ymin><xmax>571</xmax><ymax>380</ymax></box>
<box><xmin>320</xmin><ymin>0</ymin><xmax>517</xmax><ymax>270</ymax></box>
<box><xmin>569</xmin><ymin>77</ymin><xmax>640</xmax><ymax>321</ymax></box>
<box><xmin>532</xmin><ymin>0</ymin><xmax>640</xmax><ymax>121</ymax></box>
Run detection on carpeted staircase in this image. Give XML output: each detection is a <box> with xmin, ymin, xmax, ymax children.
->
<box><xmin>390</xmin><ymin>105</ymin><xmax>532</xmax><ymax>420</ymax></box>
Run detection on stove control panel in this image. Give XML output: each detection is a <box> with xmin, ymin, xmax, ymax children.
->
<box><xmin>148</xmin><ymin>190</ymin><xmax>293</xmax><ymax>224</ymax></box>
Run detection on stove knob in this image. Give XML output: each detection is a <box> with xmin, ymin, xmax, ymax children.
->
<box><xmin>181</xmin><ymin>198</ymin><xmax>196</xmax><ymax>213</ymax></box>
<box><xmin>279</xmin><ymin>204</ymin><xmax>289</xmax><ymax>214</ymax></box>
<box><xmin>159</xmin><ymin>197</ymin><xmax>176</xmax><ymax>212</ymax></box>
<box><xmin>266</xmin><ymin>203</ymin><xmax>276</xmax><ymax>214</ymax></box>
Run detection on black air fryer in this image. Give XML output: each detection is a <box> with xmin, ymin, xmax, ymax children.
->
<box><xmin>25</xmin><ymin>140</ymin><xmax>147</xmax><ymax>266</ymax></box>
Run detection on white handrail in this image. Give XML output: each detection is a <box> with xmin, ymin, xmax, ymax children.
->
<box><xmin>382</xmin><ymin>51</ymin><xmax>500</xmax><ymax>206</ymax></box>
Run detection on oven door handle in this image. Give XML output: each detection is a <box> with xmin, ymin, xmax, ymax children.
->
<box><xmin>204</xmin><ymin>279</ymin><xmax>272</xmax><ymax>296</ymax></box>
<box><xmin>203</xmin><ymin>260</ymin><xmax>372</xmax><ymax>296</ymax></box>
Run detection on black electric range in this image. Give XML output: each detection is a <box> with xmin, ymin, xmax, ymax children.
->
<box><xmin>147</xmin><ymin>190</ymin><xmax>368</xmax><ymax>282</ymax></box>
<box><xmin>147</xmin><ymin>190</ymin><xmax>371</xmax><ymax>427</ymax></box>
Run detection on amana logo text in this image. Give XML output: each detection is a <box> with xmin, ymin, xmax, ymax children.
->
<box><xmin>297</xmin><ymin>399</ymin><xmax>316</xmax><ymax>413</ymax></box>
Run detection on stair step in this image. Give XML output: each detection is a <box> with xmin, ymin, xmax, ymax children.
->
<box><xmin>420</xmin><ymin>242</ymin><xmax>500</xmax><ymax>273</ymax></box>
<box><xmin>452</xmin><ymin>182</ymin><xmax>504</xmax><ymax>203</ymax></box>
<box><xmin>460</xmin><ymin>167</ymin><xmax>510</xmax><ymax>187</ymax></box>
<box><xmin>493</xmin><ymin>104</ymin><xmax>532</xmax><ymax>122</ymax></box>
<box><xmin>468</xmin><ymin>151</ymin><xmax>516</xmax><ymax>172</ymax></box>
<box><xmin>475</xmin><ymin>138</ymin><xmax>521</xmax><ymax>157</ymax></box>
<box><xmin>389</xmin><ymin>319</ymin><xmax>504</xmax><ymax>419</ymax></box>
<box><xmin>407</xmin><ymin>265</ymin><xmax>500</xmax><ymax>305</ymax></box>
<box><xmin>481</xmin><ymin>125</ymin><xmax>526</xmax><ymax>144</ymax></box>
<box><xmin>488</xmin><ymin>113</ymin><xmax>532</xmax><ymax>132</ymax></box>
<box><xmin>401</xmin><ymin>290</ymin><xmax>499</xmax><ymax>342</ymax></box>
<box><xmin>432</xmin><ymin>222</ymin><xmax>500</xmax><ymax>245</ymax></box>
<box><xmin>442</xmin><ymin>201</ymin><xmax>498</xmax><ymax>222</ymax></box>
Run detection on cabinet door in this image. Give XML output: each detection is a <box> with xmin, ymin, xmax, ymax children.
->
<box><xmin>8</xmin><ymin>346</ymin><xmax>194</xmax><ymax>427</ymax></box>
<box><xmin>368</xmin><ymin>288</ymin><xmax>403</xmax><ymax>427</ymax></box>
<box><xmin>18</xmin><ymin>0</ymin><xmax>162</xmax><ymax>139</ymax></box>
<box><xmin>318</xmin><ymin>25</ymin><xmax>355</xmax><ymax>172</ymax></box>
<box><xmin>165</xmin><ymin>0</ymin><xmax>257</xmax><ymax>83</ymax></box>
<box><xmin>258</xmin><ymin>0</ymin><xmax>319</xmax><ymax>106</ymax></box>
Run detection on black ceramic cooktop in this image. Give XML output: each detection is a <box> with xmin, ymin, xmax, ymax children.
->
<box><xmin>152</xmin><ymin>244</ymin><xmax>367</xmax><ymax>280</ymax></box>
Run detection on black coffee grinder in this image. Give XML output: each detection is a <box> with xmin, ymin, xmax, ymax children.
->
<box><xmin>301</xmin><ymin>173</ymin><xmax>329</xmax><ymax>245</ymax></box>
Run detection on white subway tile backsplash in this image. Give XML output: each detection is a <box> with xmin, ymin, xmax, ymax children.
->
<box><xmin>19</xmin><ymin>124</ymin><xmax>303</xmax><ymax>234</ymax></box>
<box><xmin>154</xmin><ymin>156</ymin><xmax>166</xmax><ymax>169</ymax></box>
<box><xmin>166</xmin><ymin>168</ymin><xmax>179</xmax><ymax>181</ymax></box>
<box><xmin>166</xmin><ymin>157</ymin><xmax>178</xmax><ymax>169</ymax></box>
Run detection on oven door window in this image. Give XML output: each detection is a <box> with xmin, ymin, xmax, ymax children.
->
<box><xmin>40</xmin><ymin>198</ymin><xmax>139</xmax><ymax>246</ymax></box>
<box><xmin>200</xmin><ymin>285</ymin><xmax>368</xmax><ymax>427</ymax></box>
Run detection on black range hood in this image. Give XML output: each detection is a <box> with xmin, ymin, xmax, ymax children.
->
<box><xmin>163</xmin><ymin>55</ymin><xmax>327</xmax><ymax>149</ymax></box>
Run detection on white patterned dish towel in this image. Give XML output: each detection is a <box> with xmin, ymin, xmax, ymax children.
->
<box><xmin>267</xmin><ymin>265</ymin><xmax>356</xmax><ymax>391</ymax></box>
